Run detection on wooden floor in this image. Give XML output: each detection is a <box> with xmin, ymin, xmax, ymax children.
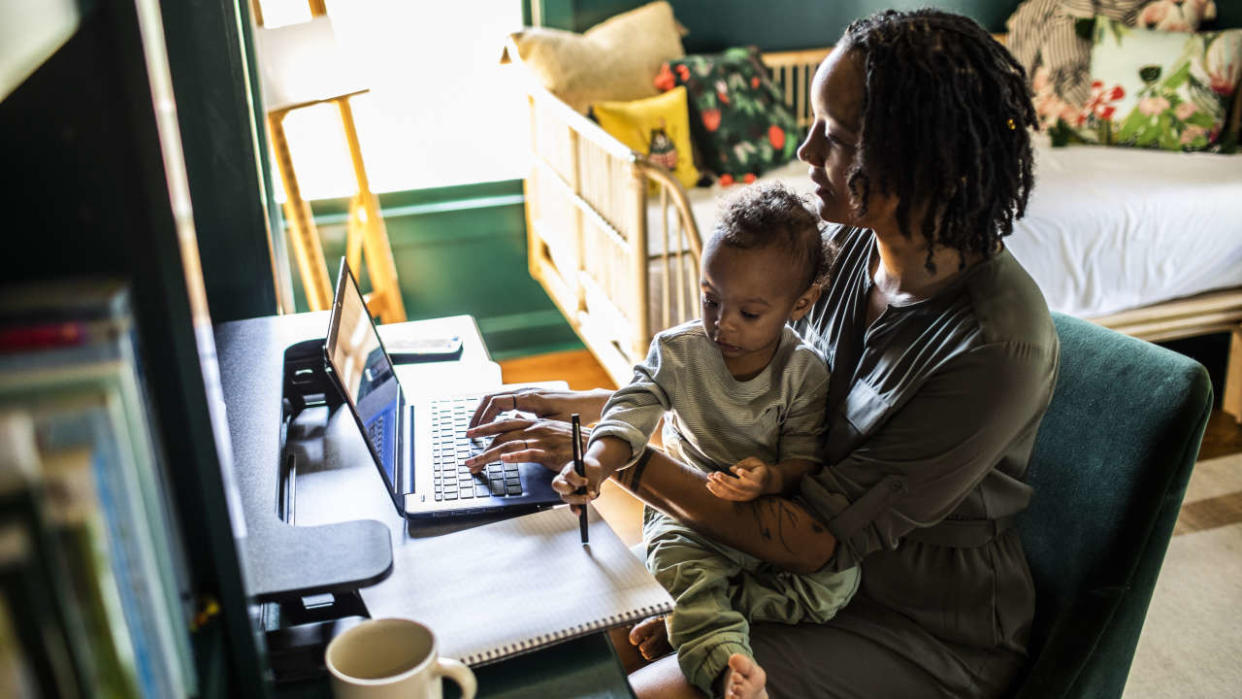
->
<box><xmin>1199</xmin><ymin>409</ymin><xmax>1242</xmax><ymax>461</ymax></box>
<box><xmin>499</xmin><ymin>349</ymin><xmax>1242</xmax><ymax>545</ymax></box>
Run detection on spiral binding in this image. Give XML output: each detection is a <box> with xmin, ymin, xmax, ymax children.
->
<box><xmin>462</xmin><ymin>603</ymin><xmax>669</xmax><ymax>666</ymax></box>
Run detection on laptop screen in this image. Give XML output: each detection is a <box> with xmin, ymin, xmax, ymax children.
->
<box><xmin>326</xmin><ymin>260</ymin><xmax>401</xmax><ymax>486</ymax></box>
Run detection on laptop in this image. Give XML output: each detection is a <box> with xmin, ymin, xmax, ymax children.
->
<box><xmin>324</xmin><ymin>259</ymin><xmax>561</xmax><ymax>520</ymax></box>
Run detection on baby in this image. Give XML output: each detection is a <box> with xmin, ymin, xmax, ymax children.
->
<box><xmin>571</xmin><ymin>182</ymin><xmax>859</xmax><ymax>698</ymax></box>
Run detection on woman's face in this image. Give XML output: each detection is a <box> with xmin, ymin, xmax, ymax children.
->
<box><xmin>797</xmin><ymin>49</ymin><xmax>895</xmax><ymax>228</ymax></box>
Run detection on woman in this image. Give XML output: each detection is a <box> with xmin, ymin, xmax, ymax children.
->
<box><xmin>466</xmin><ymin>9</ymin><xmax>1058</xmax><ymax>697</ymax></box>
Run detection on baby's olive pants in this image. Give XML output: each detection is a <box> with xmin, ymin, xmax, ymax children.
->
<box><xmin>643</xmin><ymin>509</ymin><xmax>861</xmax><ymax>694</ymax></box>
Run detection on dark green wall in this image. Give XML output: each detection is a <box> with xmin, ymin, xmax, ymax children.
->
<box><xmin>1218</xmin><ymin>4</ymin><xmax>1242</xmax><ymax>28</ymax></box>
<box><xmin>546</xmin><ymin>0</ymin><xmax>1024</xmax><ymax>50</ymax></box>
<box><xmin>542</xmin><ymin>0</ymin><xmax>1242</xmax><ymax>50</ymax></box>
<box><xmin>289</xmin><ymin>182</ymin><xmax>581</xmax><ymax>360</ymax></box>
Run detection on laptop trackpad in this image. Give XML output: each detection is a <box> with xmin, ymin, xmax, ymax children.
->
<box><xmin>519</xmin><ymin>461</ymin><xmax>558</xmax><ymax>498</ymax></box>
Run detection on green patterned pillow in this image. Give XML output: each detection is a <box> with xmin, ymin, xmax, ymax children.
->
<box><xmin>655</xmin><ymin>47</ymin><xmax>799</xmax><ymax>183</ymax></box>
<box><xmin>1053</xmin><ymin>18</ymin><xmax>1242</xmax><ymax>151</ymax></box>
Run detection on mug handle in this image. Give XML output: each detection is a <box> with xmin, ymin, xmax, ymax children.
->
<box><xmin>435</xmin><ymin>657</ymin><xmax>477</xmax><ymax>699</ymax></box>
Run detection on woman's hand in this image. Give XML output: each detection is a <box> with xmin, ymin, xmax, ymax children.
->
<box><xmin>705</xmin><ymin>457</ymin><xmax>775</xmax><ymax>501</ymax></box>
<box><xmin>468</xmin><ymin>387</ymin><xmax>612</xmax><ymax>428</ymax></box>
<box><xmin>462</xmin><ymin>417</ymin><xmax>582</xmax><ymax>473</ymax></box>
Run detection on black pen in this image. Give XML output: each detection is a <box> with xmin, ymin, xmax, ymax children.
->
<box><xmin>571</xmin><ymin>413</ymin><xmax>588</xmax><ymax>545</ymax></box>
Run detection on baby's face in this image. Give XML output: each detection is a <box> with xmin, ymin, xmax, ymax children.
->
<box><xmin>700</xmin><ymin>241</ymin><xmax>807</xmax><ymax>379</ymax></box>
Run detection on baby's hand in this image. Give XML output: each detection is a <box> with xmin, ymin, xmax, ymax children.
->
<box><xmin>552</xmin><ymin>453</ymin><xmax>605</xmax><ymax>515</ymax></box>
<box><xmin>705</xmin><ymin>457</ymin><xmax>774</xmax><ymax>501</ymax></box>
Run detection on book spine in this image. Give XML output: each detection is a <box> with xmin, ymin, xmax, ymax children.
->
<box><xmin>0</xmin><ymin>288</ymin><xmax>199</xmax><ymax>697</ymax></box>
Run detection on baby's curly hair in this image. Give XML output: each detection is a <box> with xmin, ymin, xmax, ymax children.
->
<box><xmin>839</xmin><ymin>9</ymin><xmax>1038</xmax><ymax>272</ymax></box>
<box><xmin>712</xmin><ymin>182</ymin><xmax>835</xmax><ymax>296</ymax></box>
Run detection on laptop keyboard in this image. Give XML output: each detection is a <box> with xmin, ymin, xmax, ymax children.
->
<box><xmin>366</xmin><ymin>415</ymin><xmax>385</xmax><ymax>452</ymax></box>
<box><xmin>430</xmin><ymin>397</ymin><xmax>523</xmax><ymax>502</ymax></box>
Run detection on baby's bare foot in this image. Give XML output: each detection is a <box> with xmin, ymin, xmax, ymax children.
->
<box><xmin>723</xmin><ymin>653</ymin><xmax>768</xmax><ymax>699</ymax></box>
<box><xmin>627</xmin><ymin>616</ymin><xmax>672</xmax><ymax>660</ymax></box>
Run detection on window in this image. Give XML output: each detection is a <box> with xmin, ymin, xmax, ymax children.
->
<box><xmin>257</xmin><ymin>0</ymin><xmax>528</xmax><ymax>200</ymax></box>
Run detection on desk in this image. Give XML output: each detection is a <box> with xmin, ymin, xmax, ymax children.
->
<box><xmin>214</xmin><ymin>313</ymin><xmax>633</xmax><ymax>697</ymax></box>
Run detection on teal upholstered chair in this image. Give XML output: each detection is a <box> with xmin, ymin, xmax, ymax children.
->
<box><xmin>1013</xmin><ymin>313</ymin><xmax>1213</xmax><ymax>697</ymax></box>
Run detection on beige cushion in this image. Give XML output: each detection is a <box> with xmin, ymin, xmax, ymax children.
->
<box><xmin>510</xmin><ymin>1</ymin><xmax>685</xmax><ymax>114</ymax></box>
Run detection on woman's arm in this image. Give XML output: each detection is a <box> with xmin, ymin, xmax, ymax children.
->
<box><xmin>468</xmin><ymin>387</ymin><xmax>613</xmax><ymax>428</ymax></box>
<box><xmin>803</xmin><ymin>341</ymin><xmax>1057</xmax><ymax>571</ymax></box>
<box><xmin>467</xmin><ymin>387</ymin><xmax>839</xmax><ymax>574</ymax></box>
<box><xmin>616</xmin><ymin>450</ymin><xmax>837</xmax><ymax>575</ymax></box>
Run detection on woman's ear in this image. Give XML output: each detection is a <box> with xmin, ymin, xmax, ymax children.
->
<box><xmin>789</xmin><ymin>284</ymin><xmax>821</xmax><ymax>322</ymax></box>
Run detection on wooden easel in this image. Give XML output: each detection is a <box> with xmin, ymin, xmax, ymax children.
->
<box><xmin>255</xmin><ymin>0</ymin><xmax>406</xmax><ymax>323</ymax></box>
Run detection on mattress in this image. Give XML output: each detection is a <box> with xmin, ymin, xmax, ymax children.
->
<box><xmin>647</xmin><ymin>145</ymin><xmax>1242</xmax><ymax>319</ymax></box>
<box><xmin>1008</xmin><ymin>142</ymin><xmax>1242</xmax><ymax>317</ymax></box>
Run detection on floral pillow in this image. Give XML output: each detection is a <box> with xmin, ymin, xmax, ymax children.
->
<box><xmin>655</xmin><ymin>47</ymin><xmax>799</xmax><ymax>184</ymax></box>
<box><xmin>1135</xmin><ymin>0</ymin><xmax>1216</xmax><ymax>33</ymax></box>
<box><xmin>1017</xmin><ymin>0</ymin><xmax>1219</xmax><ymax>133</ymax></box>
<box><xmin>1049</xmin><ymin>18</ymin><xmax>1242</xmax><ymax>152</ymax></box>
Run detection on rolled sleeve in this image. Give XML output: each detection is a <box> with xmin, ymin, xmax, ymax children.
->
<box><xmin>589</xmin><ymin>337</ymin><xmax>676</xmax><ymax>466</ymax></box>
<box><xmin>802</xmin><ymin>341</ymin><xmax>1055</xmax><ymax>572</ymax></box>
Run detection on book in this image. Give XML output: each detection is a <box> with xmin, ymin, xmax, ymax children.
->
<box><xmin>0</xmin><ymin>562</ymin><xmax>39</xmax><ymax>699</ymax></box>
<box><xmin>358</xmin><ymin>505</ymin><xmax>673</xmax><ymax>667</ymax></box>
<box><xmin>0</xmin><ymin>413</ymin><xmax>89</xmax><ymax>699</ymax></box>
<box><xmin>0</xmin><ymin>519</ymin><xmax>73</xmax><ymax>699</ymax></box>
<box><xmin>0</xmin><ymin>283</ymin><xmax>197</xmax><ymax>696</ymax></box>
<box><xmin>39</xmin><ymin>445</ymin><xmax>142</xmax><ymax>697</ymax></box>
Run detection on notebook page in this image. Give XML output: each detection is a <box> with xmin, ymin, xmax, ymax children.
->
<box><xmin>358</xmin><ymin>505</ymin><xmax>673</xmax><ymax>666</ymax></box>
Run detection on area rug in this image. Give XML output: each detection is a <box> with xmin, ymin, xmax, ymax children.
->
<box><xmin>1124</xmin><ymin>453</ymin><xmax>1242</xmax><ymax>698</ymax></box>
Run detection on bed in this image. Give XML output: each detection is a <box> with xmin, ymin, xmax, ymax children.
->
<box><xmin>511</xmin><ymin>43</ymin><xmax>1242</xmax><ymax>422</ymax></box>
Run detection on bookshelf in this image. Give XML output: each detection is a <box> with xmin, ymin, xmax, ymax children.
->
<box><xmin>1</xmin><ymin>0</ymin><xmax>274</xmax><ymax>695</ymax></box>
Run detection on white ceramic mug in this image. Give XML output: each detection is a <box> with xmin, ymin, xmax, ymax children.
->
<box><xmin>325</xmin><ymin>618</ymin><xmax>477</xmax><ymax>699</ymax></box>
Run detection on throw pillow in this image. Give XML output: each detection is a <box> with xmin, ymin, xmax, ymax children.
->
<box><xmin>508</xmin><ymin>1</ymin><xmax>685</xmax><ymax>114</ymax></box>
<box><xmin>657</xmin><ymin>47</ymin><xmax>800</xmax><ymax>182</ymax></box>
<box><xmin>592</xmin><ymin>86</ymin><xmax>701</xmax><ymax>189</ymax></box>
<box><xmin>1058</xmin><ymin>18</ymin><xmax>1242</xmax><ymax>151</ymax></box>
<box><xmin>1135</xmin><ymin>0</ymin><xmax>1217</xmax><ymax>32</ymax></box>
<box><xmin>1009</xmin><ymin>0</ymin><xmax>1218</xmax><ymax>132</ymax></box>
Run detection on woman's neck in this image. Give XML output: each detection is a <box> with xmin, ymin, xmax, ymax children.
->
<box><xmin>870</xmin><ymin>226</ymin><xmax>982</xmax><ymax>303</ymax></box>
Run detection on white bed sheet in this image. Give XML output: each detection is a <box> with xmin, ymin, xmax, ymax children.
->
<box><xmin>648</xmin><ymin>146</ymin><xmax>1242</xmax><ymax>319</ymax></box>
<box><xmin>1008</xmin><ymin>142</ymin><xmax>1242</xmax><ymax>317</ymax></box>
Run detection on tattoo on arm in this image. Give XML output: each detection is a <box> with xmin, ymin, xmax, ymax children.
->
<box><xmin>745</xmin><ymin>498</ymin><xmax>810</xmax><ymax>555</ymax></box>
<box><xmin>616</xmin><ymin>446</ymin><xmax>654</xmax><ymax>492</ymax></box>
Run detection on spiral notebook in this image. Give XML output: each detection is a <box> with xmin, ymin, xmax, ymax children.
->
<box><xmin>358</xmin><ymin>505</ymin><xmax>674</xmax><ymax>666</ymax></box>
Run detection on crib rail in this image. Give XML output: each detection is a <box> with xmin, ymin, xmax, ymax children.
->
<box><xmin>511</xmin><ymin>41</ymin><xmax>828</xmax><ymax>385</ymax></box>
<box><xmin>763</xmin><ymin>48</ymin><xmax>833</xmax><ymax>131</ymax></box>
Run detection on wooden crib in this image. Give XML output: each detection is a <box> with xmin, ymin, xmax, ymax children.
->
<box><xmin>512</xmin><ymin>41</ymin><xmax>830</xmax><ymax>386</ymax></box>
<box><xmin>509</xmin><ymin>41</ymin><xmax>1242</xmax><ymax>422</ymax></box>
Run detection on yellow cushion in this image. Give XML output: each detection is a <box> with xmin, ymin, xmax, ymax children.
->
<box><xmin>593</xmin><ymin>86</ymin><xmax>700</xmax><ymax>189</ymax></box>
<box><xmin>509</xmin><ymin>1</ymin><xmax>685</xmax><ymax>114</ymax></box>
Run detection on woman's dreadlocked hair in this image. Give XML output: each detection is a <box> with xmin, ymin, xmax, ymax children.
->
<box><xmin>839</xmin><ymin>9</ymin><xmax>1037</xmax><ymax>272</ymax></box>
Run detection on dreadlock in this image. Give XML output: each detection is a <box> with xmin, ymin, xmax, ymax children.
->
<box><xmin>839</xmin><ymin>9</ymin><xmax>1037</xmax><ymax>273</ymax></box>
<box><xmin>714</xmin><ymin>182</ymin><xmax>835</xmax><ymax>295</ymax></box>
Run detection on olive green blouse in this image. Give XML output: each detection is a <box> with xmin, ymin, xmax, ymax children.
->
<box><xmin>791</xmin><ymin>225</ymin><xmax>1060</xmax><ymax>693</ymax></box>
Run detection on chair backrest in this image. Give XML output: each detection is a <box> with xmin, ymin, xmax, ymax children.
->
<box><xmin>1014</xmin><ymin>313</ymin><xmax>1212</xmax><ymax>698</ymax></box>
